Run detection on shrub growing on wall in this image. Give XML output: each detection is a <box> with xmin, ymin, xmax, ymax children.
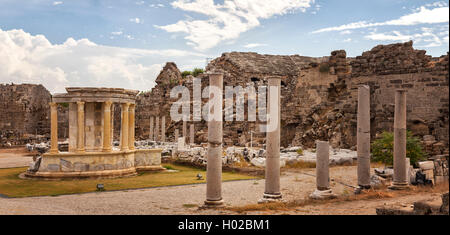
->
<box><xmin>371</xmin><ymin>131</ymin><xmax>426</xmax><ymax>166</ymax></box>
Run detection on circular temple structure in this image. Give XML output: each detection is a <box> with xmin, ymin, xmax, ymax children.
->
<box><xmin>25</xmin><ymin>87</ymin><xmax>164</xmax><ymax>179</ymax></box>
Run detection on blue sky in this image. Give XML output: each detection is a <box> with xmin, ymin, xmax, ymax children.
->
<box><xmin>0</xmin><ymin>0</ymin><xmax>448</xmax><ymax>93</ymax></box>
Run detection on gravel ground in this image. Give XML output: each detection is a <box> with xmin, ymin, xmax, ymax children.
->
<box><xmin>0</xmin><ymin>153</ymin><xmax>33</xmax><ymax>169</ymax></box>
<box><xmin>0</xmin><ymin>166</ymin><xmax>360</xmax><ymax>215</ymax></box>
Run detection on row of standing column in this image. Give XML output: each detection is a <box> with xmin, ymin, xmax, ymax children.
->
<box><xmin>49</xmin><ymin>101</ymin><xmax>135</xmax><ymax>153</ymax></box>
<box><xmin>149</xmin><ymin>116</ymin><xmax>195</xmax><ymax>145</ymax></box>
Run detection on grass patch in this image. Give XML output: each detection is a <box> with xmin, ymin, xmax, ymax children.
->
<box><xmin>285</xmin><ymin>161</ymin><xmax>316</xmax><ymax>169</ymax></box>
<box><xmin>0</xmin><ymin>163</ymin><xmax>258</xmax><ymax>198</ymax></box>
<box><xmin>182</xmin><ymin>204</ymin><xmax>198</xmax><ymax>208</ymax></box>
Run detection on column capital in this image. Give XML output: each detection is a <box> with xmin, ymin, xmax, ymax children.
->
<box><xmin>49</xmin><ymin>102</ymin><xmax>58</xmax><ymax>108</ymax></box>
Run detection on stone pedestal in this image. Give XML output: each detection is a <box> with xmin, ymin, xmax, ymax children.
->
<box><xmin>204</xmin><ymin>72</ymin><xmax>224</xmax><ymax>207</ymax></box>
<box><xmin>310</xmin><ymin>141</ymin><xmax>337</xmax><ymax>199</ymax></box>
<box><xmin>389</xmin><ymin>90</ymin><xmax>409</xmax><ymax>190</ymax></box>
<box><xmin>260</xmin><ymin>77</ymin><xmax>282</xmax><ymax>202</ymax></box>
<box><xmin>357</xmin><ymin>85</ymin><xmax>371</xmax><ymax>189</ymax></box>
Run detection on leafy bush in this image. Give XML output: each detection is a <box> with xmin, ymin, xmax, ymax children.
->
<box><xmin>192</xmin><ymin>68</ymin><xmax>204</xmax><ymax>77</ymax></box>
<box><xmin>371</xmin><ymin>131</ymin><xmax>426</xmax><ymax>166</ymax></box>
<box><xmin>181</xmin><ymin>71</ymin><xmax>192</xmax><ymax>78</ymax></box>
<box><xmin>296</xmin><ymin>148</ymin><xmax>304</xmax><ymax>156</ymax></box>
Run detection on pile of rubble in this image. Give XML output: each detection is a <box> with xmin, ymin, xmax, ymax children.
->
<box><xmin>376</xmin><ymin>193</ymin><xmax>449</xmax><ymax>215</ymax></box>
<box><xmin>171</xmin><ymin>145</ymin><xmax>357</xmax><ymax>168</ymax></box>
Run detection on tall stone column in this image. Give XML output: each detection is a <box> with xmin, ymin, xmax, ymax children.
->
<box><xmin>120</xmin><ymin>103</ymin><xmax>130</xmax><ymax>151</ymax></box>
<box><xmin>204</xmin><ymin>72</ymin><xmax>224</xmax><ymax>207</ymax></box>
<box><xmin>155</xmin><ymin>116</ymin><xmax>160</xmax><ymax>142</ymax></box>
<box><xmin>161</xmin><ymin>116</ymin><xmax>166</xmax><ymax>142</ymax></box>
<box><xmin>149</xmin><ymin>116</ymin><xmax>154</xmax><ymax>141</ymax></box>
<box><xmin>261</xmin><ymin>77</ymin><xmax>282</xmax><ymax>201</ymax></box>
<box><xmin>76</xmin><ymin>101</ymin><xmax>85</xmax><ymax>153</ymax></box>
<box><xmin>183</xmin><ymin>120</ymin><xmax>187</xmax><ymax>144</ymax></box>
<box><xmin>49</xmin><ymin>102</ymin><xmax>59</xmax><ymax>154</ymax></box>
<box><xmin>102</xmin><ymin>101</ymin><xmax>113</xmax><ymax>152</ymax></box>
<box><xmin>190</xmin><ymin>124</ymin><xmax>195</xmax><ymax>145</ymax></box>
<box><xmin>174</xmin><ymin>129</ymin><xmax>179</xmax><ymax>143</ymax></box>
<box><xmin>310</xmin><ymin>141</ymin><xmax>336</xmax><ymax>199</ymax></box>
<box><xmin>128</xmin><ymin>104</ymin><xmax>136</xmax><ymax>150</ymax></box>
<box><xmin>390</xmin><ymin>89</ymin><xmax>409</xmax><ymax>190</ymax></box>
<box><xmin>357</xmin><ymin>85</ymin><xmax>371</xmax><ymax>189</ymax></box>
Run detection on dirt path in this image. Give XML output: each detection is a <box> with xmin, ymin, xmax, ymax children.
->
<box><xmin>0</xmin><ymin>147</ymin><xmax>33</xmax><ymax>169</ymax></box>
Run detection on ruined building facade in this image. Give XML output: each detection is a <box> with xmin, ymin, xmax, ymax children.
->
<box><xmin>135</xmin><ymin>41</ymin><xmax>449</xmax><ymax>155</ymax></box>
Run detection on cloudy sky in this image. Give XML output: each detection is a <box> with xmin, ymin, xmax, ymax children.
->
<box><xmin>0</xmin><ymin>0</ymin><xmax>448</xmax><ymax>93</ymax></box>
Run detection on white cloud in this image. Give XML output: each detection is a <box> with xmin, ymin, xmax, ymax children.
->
<box><xmin>111</xmin><ymin>31</ymin><xmax>123</xmax><ymax>35</ymax></box>
<box><xmin>156</xmin><ymin>0</ymin><xmax>314</xmax><ymax>51</ymax></box>
<box><xmin>0</xmin><ymin>28</ymin><xmax>206</xmax><ymax>93</ymax></box>
<box><xmin>53</xmin><ymin>1</ymin><xmax>63</xmax><ymax>6</ymax></box>
<box><xmin>130</xmin><ymin>18</ymin><xmax>141</xmax><ymax>24</ymax></box>
<box><xmin>364</xmin><ymin>27</ymin><xmax>448</xmax><ymax>47</ymax></box>
<box><xmin>243</xmin><ymin>43</ymin><xmax>268</xmax><ymax>48</ymax></box>
<box><xmin>340</xmin><ymin>30</ymin><xmax>352</xmax><ymax>35</ymax></box>
<box><xmin>342</xmin><ymin>38</ymin><xmax>352</xmax><ymax>42</ymax></box>
<box><xmin>312</xmin><ymin>4</ymin><xmax>449</xmax><ymax>33</ymax></box>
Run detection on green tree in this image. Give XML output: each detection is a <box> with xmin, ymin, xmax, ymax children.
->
<box><xmin>192</xmin><ymin>68</ymin><xmax>204</xmax><ymax>77</ymax></box>
<box><xmin>371</xmin><ymin>131</ymin><xmax>427</xmax><ymax>166</ymax></box>
<box><xmin>181</xmin><ymin>71</ymin><xmax>192</xmax><ymax>78</ymax></box>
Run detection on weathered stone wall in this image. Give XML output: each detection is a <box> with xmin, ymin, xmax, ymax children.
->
<box><xmin>135</xmin><ymin>41</ymin><xmax>448</xmax><ymax>156</ymax></box>
<box><xmin>0</xmin><ymin>84</ymin><xmax>52</xmax><ymax>145</ymax></box>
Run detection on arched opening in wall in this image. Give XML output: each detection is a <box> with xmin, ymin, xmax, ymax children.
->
<box><xmin>281</xmin><ymin>80</ymin><xmax>287</xmax><ymax>87</ymax></box>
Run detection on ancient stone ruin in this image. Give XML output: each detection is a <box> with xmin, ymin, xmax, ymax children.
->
<box><xmin>25</xmin><ymin>87</ymin><xmax>164</xmax><ymax>179</ymax></box>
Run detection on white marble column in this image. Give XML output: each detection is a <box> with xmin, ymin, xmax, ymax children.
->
<box><xmin>128</xmin><ymin>104</ymin><xmax>135</xmax><ymax>150</ymax></box>
<box><xmin>155</xmin><ymin>116</ymin><xmax>160</xmax><ymax>142</ymax></box>
<box><xmin>261</xmin><ymin>77</ymin><xmax>282</xmax><ymax>201</ymax></box>
<box><xmin>174</xmin><ymin>129</ymin><xmax>179</xmax><ymax>143</ymax></box>
<box><xmin>183</xmin><ymin>120</ymin><xmax>187</xmax><ymax>144</ymax></box>
<box><xmin>204</xmin><ymin>72</ymin><xmax>224</xmax><ymax>207</ymax></box>
<box><xmin>120</xmin><ymin>103</ymin><xmax>130</xmax><ymax>151</ymax></box>
<box><xmin>357</xmin><ymin>85</ymin><xmax>371</xmax><ymax>189</ymax></box>
<box><xmin>149</xmin><ymin>116</ymin><xmax>154</xmax><ymax>141</ymax></box>
<box><xmin>190</xmin><ymin>123</ymin><xmax>195</xmax><ymax>145</ymax></box>
<box><xmin>389</xmin><ymin>89</ymin><xmax>409</xmax><ymax>190</ymax></box>
<box><xmin>161</xmin><ymin>116</ymin><xmax>166</xmax><ymax>142</ymax></box>
<box><xmin>49</xmin><ymin>102</ymin><xmax>59</xmax><ymax>154</ymax></box>
<box><xmin>102</xmin><ymin>101</ymin><xmax>113</xmax><ymax>152</ymax></box>
<box><xmin>310</xmin><ymin>141</ymin><xmax>336</xmax><ymax>199</ymax></box>
<box><xmin>76</xmin><ymin>101</ymin><xmax>85</xmax><ymax>153</ymax></box>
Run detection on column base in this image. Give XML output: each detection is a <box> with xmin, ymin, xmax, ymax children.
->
<box><xmin>49</xmin><ymin>149</ymin><xmax>59</xmax><ymax>154</ymax></box>
<box><xmin>258</xmin><ymin>193</ymin><xmax>283</xmax><ymax>203</ymax></box>
<box><xmin>354</xmin><ymin>185</ymin><xmax>371</xmax><ymax>194</ymax></box>
<box><xmin>388</xmin><ymin>182</ymin><xmax>410</xmax><ymax>190</ymax></box>
<box><xmin>202</xmin><ymin>199</ymin><xmax>224</xmax><ymax>208</ymax></box>
<box><xmin>309</xmin><ymin>189</ymin><xmax>337</xmax><ymax>200</ymax></box>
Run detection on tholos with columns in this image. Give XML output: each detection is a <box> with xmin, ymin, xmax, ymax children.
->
<box><xmin>149</xmin><ymin>116</ymin><xmax>154</xmax><ymax>141</ymax></box>
<box><xmin>390</xmin><ymin>89</ymin><xmax>409</xmax><ymax>190</ymax></box>
<box><xmin>161</xmin><ymin>116</ymin><xmax>166</xmax><ymax>142</ymax></box>
<box><xmin>128</xmin><ymin>104</ymin><xmax>135</xmax><ymax>150</ymax></box>
<box><xmin>76</xmin><ymin>101</ymin><xmax>85</xmax><ymax>153</ymax></box>
<box><xmin>155</xmin><ymin>116</ymin><xmax>159</xmax><ymax>142</ymax></box>
<box><xmin>120</xmin><ymin>103</ymin><xmax>129</xmax><ymax>151</ymax></box>
<box><xmin>262</xmin><ymin>77</ymin><xmax>282</xmax><ymax>200</ymax></box>
<box><xmin>357</xmin><ymin>85</ymin><xmax>371</xmax><ymax>189</ymax></box>
<box><xmin>205</xmin><ymin>72</ymin><xmax>224</xmax><ymax>206</ymax></box>
<box><xmin>102</xmin><ymin>101</ymin><xmax>112</xmax><ymax>152</ymax></box>
<box><xmin>190</xmin><ymin>124</ymin><xmax>195</xmax><ymax>145</ymax></box>
<box><xmin>49</xmin><ymin>102</ymin><xmax>59</xmax><ymax>153</ymax></box>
